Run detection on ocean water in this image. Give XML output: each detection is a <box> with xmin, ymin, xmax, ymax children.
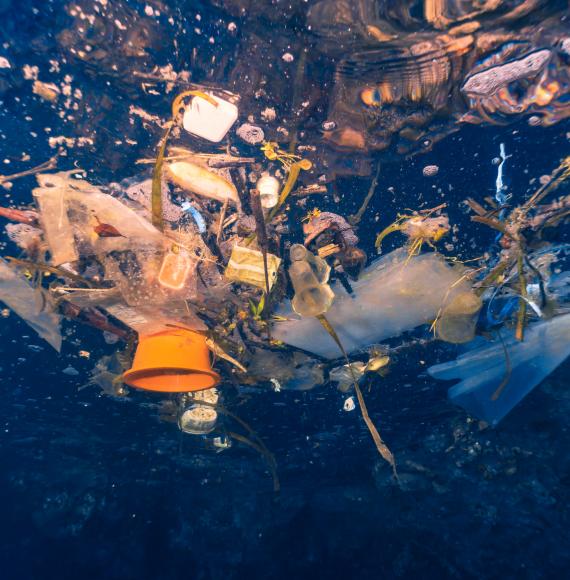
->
<box><xmin>1</xmin><ymin>1</ymin><xmax>570</xmax><ymax>578</ymax></box>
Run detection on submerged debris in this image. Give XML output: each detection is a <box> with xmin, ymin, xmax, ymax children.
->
<box><xmin>2</xmin><ymin>4</ymin><xmax>570</xmax><ymax>490</ymax></box>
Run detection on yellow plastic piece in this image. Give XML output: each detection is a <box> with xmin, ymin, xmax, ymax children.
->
<box><xmin>224</xmin><ymin>245</ymin><xmax>281</xmax><ymax>290</ymax></box>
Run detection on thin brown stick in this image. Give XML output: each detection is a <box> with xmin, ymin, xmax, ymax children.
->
<box><xmin>515</xmin><ymin>254</ymin><xmax>527</xmax><ymax>341</ymax></box>
<box><xmin>0</xmin><ymin>153</ymin><xmax>59</xmax><ymax>185</ymax></box>
<box><xmin>349</xmin><ymin>164</ymin><xmax>381</xmax><ymax>225</ymax></box>
<box><xmin>471</xmin><ymin>215</ymin><xmax>510</xmax><ymax>236</ymax></box>
<box><xmin>217</xmin><ymin>198</ymin><xmax>229</xmax><ymax>246</ymax></box>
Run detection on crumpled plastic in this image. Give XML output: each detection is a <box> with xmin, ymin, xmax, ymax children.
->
<box><xmin>428</xmin><ymin>313</ymin><xmax>570</xmax><ymax>425</ymax></box>
<box><xmin>0</xmin><ymin>258</ymin><xmax>62</xmax><ymax>351</ymax></box>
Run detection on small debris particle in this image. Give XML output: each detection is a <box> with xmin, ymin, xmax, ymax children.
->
<box><xmin>422</xmin><ymin>164</ymin><xmax>439</xmax><ymax>177</ymax></box>
<box><xmin>32</xmin><ymin>81</ymin><xmax>60</xmax><ymax>102</ymax></box>
<box><xmin>260</xmin><ymin>107</ymin><xmax>277</xmax><ymax>122</ymax></box>
<box><xmin>22</xmin><ymin>65</ymin><xmax>39</xmax><ymax>80</ymax></box>
<box><xmin>343</xmin><ymin>397</ymin><xmax>356</xmax><ymax>412</ymax></box>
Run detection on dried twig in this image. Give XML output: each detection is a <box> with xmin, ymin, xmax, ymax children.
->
<box><xmin>0</xmin><ymin>153</ymin><xmax>59</xmax><ymax>185</ymax></box>
<box><xmin>349</xmin><ymin>164</ymin><xmax>380</xmax><ymax>225</ymax></box>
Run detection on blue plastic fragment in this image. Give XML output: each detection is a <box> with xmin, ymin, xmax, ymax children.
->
<box><xmin>181</xmin><ymin>201</ymin><xmax>207</xmax><ymax>234</ymax></box>
<box><xmin>428</xmin><ymin>313</ymin><xmax>570</xmax><ymax>426</ymax></box>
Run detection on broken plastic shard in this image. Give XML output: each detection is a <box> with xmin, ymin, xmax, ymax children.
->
<box><xmin>428</xmin><ymin>313</ymin><xmax>570</xmax><ymax>426</ymax></box>
<box><xmin>273</xmin><ymin>249</ymin><xmax>476</xmax><ymax>359</ymax></box>
<box><xmin>0</xmin><ymin>258</ymin><xmax>62</xmax><ymax>351</ymax></box>
<box><xmin>343</xmin><ymin>396</ymin><xmax>356</xmax><ymax>412</ymax></box>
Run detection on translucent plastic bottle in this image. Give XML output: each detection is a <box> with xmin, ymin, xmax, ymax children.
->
<box><xmin>289</xmin><ymin>244</ymin><xmax>334</xmax><ymax>318</ymax></box>
<box><xmin>436</xmin><ymin>291</ymin><xmax>483</xmax><ymax>344</ymax></box>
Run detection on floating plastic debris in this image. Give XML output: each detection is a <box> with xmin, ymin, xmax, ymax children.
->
<box><xmin>429</xmin><ymin>313</ymin><xmax>570</xmax><ymax>425</ymax></box>
<box><xmin>274</xmin><ymin>249</ymin><xmax>476</xmax><ymax>359</ymax></box>
<box><xmin>178</xmin><ymin>388</ymin><xmax>219</xmax><ymax>435</ymax></box>
<box><xmin>182</xmin><ymin>93</ymin><xmax>238</xmax><ymax>142</ymax></box>
<box><xmin>0</xmin><ymin>258</ymin><xmax>62</xmax><ymax>351</ymax></box>
<box><xmin>225</xmin><ymin>246</ymin><xmax>281</xmax><ymax>291</ymax></box>
<box><xmin>289</xmin><ymin>244</ymin><xmax>334</xmax><ymax>318</ymax></box>
<box><xmin>343</xmin><ymin>396</ymin><xmax>356</xmax><ymax>412</ymax></box>
<box><xmin>422</xmin><ymin>164</ymin><xmax>439</xmax><ymax>177</ymax></box>
<box><xmin>256</xmin><ymin>174</ymin><xmax>280</xmax><ymax>209</ymax></box>
<box><xmin>236</xmin><ymin>123</ymin><xmax>265</xmax><ymax>145</ymax></box>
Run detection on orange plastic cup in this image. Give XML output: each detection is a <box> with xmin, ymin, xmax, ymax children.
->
<box><xmin>123</xmin><ymin>329</ymin><xmax>220</xmax><ymax>392</ymax></box>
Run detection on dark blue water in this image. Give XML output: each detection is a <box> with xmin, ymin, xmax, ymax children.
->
<box><xmin>1</xmin><ymin>1</ymin><xmax>570</xmax><ymax>578</ymax></box>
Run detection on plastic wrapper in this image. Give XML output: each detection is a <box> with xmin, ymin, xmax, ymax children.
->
<box><xmin>329</xmin><ymin>362</ymin><xmax>367</xmax><ymax>392</ymax></box>
<box><xmin>103</xmin><ymin>247</ymin><xmax>198</xmax><ymax>306</ymax></box>
<box><xmin>224</xmin><ymin>245</ymin><xmax>281</xmax><ymax>290</ymax></box>
<box><xmin>273</xmin><ymin>249</ymin><xmax>476</xmax><ymax>359</ymax></box>
<box><xmin>0</xmin><ymin>258</ymin><xmax>62</xmax><ymax>351</ymax></box>
<box><xmin>121</xmin><ymin>177</ymin><xmax>184</xmax><ymax>223</ymax></box>
<box><xmin>428</xmin><ymin>313</ymin><xmax>570</xmax><ymax>425</ymax></box>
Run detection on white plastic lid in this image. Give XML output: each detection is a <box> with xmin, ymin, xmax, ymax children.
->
<box><xmin>182</xmin><ymin>93</ymin><xmax>238</xmax><ymax>143</ymax></box>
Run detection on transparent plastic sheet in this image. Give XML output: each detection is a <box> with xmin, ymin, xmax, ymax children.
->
<box><xmin>428</xmin><ymin>313</ymin><xmax>570</xmax><ymax>425</ymax></box>
<box><xmin>4</xmin><ymin>223</ymin><xmax>43</xmax><ymax>252</ymax></box>
<box><xmin>0</xmin><ymin>258</ymin><xmax>62</xmax><ymax>351</ymax></box>
<box><xmin>61</xmin><ymin>288</ymin><xmax>206</xmax><ymax>336</ymax></box>
<box><xmin>103</xmin><ymin>241</ymin><xmax>200</xmax><ymax>306</ymax></box>
<box><xmin>246</xmin><ymin>348</ymin><xmax>324</xmax><ymax>390</ymax></box>
<box><xmin>33</xmin><ymin>180</ymin><xmax>78</xmax><ymax>265</ymax></box>
<box><xmin>273</xmin><ymin>249</ymin><xmax>475</xmax><ymax>359</ymax></box>
<box><xmin>33</xmin><ymin>171</ymin><xmax>166</xmax><ymax>264</ymax></box>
